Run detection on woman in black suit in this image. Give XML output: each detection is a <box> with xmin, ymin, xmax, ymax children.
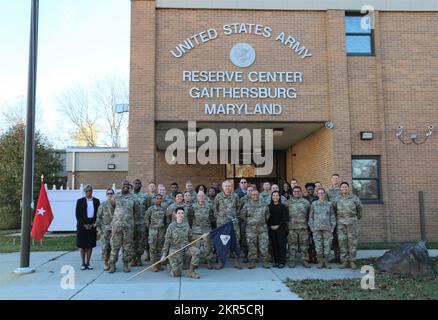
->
<box><xmin>76</xmin><ymin>184</ymin><xmax>100</xmax><ymax>270</ymax></box>
<box><xmin>267</xmin><ymin>191</ymin><xmax>289</xmax><ymax>268</ymax></box>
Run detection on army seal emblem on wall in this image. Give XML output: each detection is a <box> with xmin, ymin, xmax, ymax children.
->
<box><xmin>230</xmin><ymin>43</ymin><xmax>256</xmax><ymax>68</ymax></box>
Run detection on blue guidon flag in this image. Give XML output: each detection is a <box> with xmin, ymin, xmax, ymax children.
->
<box><xmin>210</xmin><ymin>220</ymin><xmax>239</xmax><ymax>265</ymax></box>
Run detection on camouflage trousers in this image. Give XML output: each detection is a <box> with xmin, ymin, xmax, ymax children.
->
<box><xmin>337</xmin><ymin>222</ymin><xmax>359</xmax><ymax>261</ymax></box>
<box><xmin>239</xmin><ymin>220</ymin><xmax>248</xmax><ymax>257</ymax></box>
<box><xmin>148</xmin><ymin>227</ymin><xmax>166</xmax><ymax>262</ymax></box>
<box><xmin>99</xmin><ymin>230</ymin><xmax>112</xmax><ymax>261</ymax></box>
<box><xmin>313</xmin><ymin>230</ymin><xmax>333</xmax><ymax>259</ymax></box>
<box><xmin>144</xmin><ymin>226</ymin><xmax>150</xmax><ymax>257</ymax></box>
<box><xmin>110</xmin><ymin>224</ymin><xmax>134</xmax><ymax>263</ymax></box>
<box><xmin>331</xmin><ymin>227</ymin><xmax>341</xmax><ymax>262</ymax></box>
<box><xmin>168</xmin><ymin>246</ymin><xmax>200</xmax><ymax>274</ymax></box>
<box><xmin>192</xmin><ymin>232</ymin><xmax>213</xmax><ymax>262</ymax></box>
<box><xmin>287</xmin><ymin>228</ymin><xmax>309</xmax><ymax>262</ymax></box>
<box><xmin>246</xmin><ymin>226</ymin><xmax>269</xmax><ymax>261</ymax></box>
<box><xmin>133</xmin><ymin>224</ymin><xmax>146</xmax><ymax>259</ymax></box>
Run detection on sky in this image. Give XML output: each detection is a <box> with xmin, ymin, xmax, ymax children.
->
<box><xmin>0</xmin><ymin>0</ymin><xmax>131</xmax><ymax>147</ymax></box>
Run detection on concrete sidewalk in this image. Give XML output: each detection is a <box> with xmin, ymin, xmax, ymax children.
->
<box><xmin>1</xmin><ymin>248</ymin><xmax>436</xmax><ymax>300</ymax></box>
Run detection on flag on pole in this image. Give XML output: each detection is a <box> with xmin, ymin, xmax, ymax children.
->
<box><xmin>31</xmin><ymin>177</ymin><xmax>54</xmax><ymax>241</ymax></box>
<box><xmin>210</xmin><ymin>220</ymin><xmax>239</xmax><ymax>265</ymax></box>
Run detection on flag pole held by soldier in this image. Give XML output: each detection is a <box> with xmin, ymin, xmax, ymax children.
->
<box><xmin>127</xmin><ymin>232</ymin><xmax>209</xmax><ymax>281</ymax></box>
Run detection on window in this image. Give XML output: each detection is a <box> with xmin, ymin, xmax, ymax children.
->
<box><xmin>345</xmin><ymin>13</ymin><xmax>374</xmax><ymax>55</ymax></box>
<box><xmin>352</xmin><ymin>156</ymin><xmax>382</xmax><ymax>202</ymax></box>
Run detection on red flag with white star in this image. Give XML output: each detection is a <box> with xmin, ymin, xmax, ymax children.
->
<box><xmin>31</xmin><ymin>178</ymin><xmax>54</xmax><ymax>241</ymax></box>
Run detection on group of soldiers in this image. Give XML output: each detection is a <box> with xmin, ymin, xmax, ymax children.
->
<box><xmin>93</xmin><ymin>174</ymin><xmax>363</xmax><ymax>279</ymax></box>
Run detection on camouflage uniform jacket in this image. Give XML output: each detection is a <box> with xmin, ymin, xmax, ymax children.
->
<box><xmin>327</xmin><ymin>186</ymin><xmax>341</xmax><ymax>202</ymax></box>
<box><xmin>111</xmin><ymin>193</ymin><xmax>140</xmax><ymax>228</ymax></box>
<box><xmin>333</xmin><ymin>194</ymin><xmax>363</xmax><ymax>225</ymax></box>
<box><xmin>213</xmin><ymin>192</ymin><xmax>241</xmax><ymax>226</ymax></box>
<box><xmin>161</xmin><ymin>195</ymin><xmax>174</xmax><ymax>209</ymax></box>
<box><xmin>190</xmin><ymin>202</ymin><xmax>214</xmax><ymax>234</ymax></box>
<box><xmin>131</xmin><ymin>191</ymin><xmax>151</xmax><ymax>225</ymax></box>
<box><xmin>166</xmin><ymin>202</ymin><xmax>193</xmax><ymax>226</ymax></box>
<box><xmin>259</xmin><ymin>191</ymin><xmax>272</xmax><ymax>207</ymax></box>
<box><xmin>240</xmin><ymin>200</ymin><xmax>270</xmax><ymax>231</ymax></box>
<box><xmin>161</xmin><ymin>222</ymin><xmax>193</xmax><ymax>255</ymax></box>
<box><xmin>309</xmin><ymin>200</ymin><xmax>336</xmax><ymax>232</ymax></box>
<box><xmin>287</xmin><ymin>197</ymin><xmax>311</xmax><ymax>230</ymax></box>
<box><xmin>95</xmin><ymin>200</ymin><xmax>114</xmax><ymax>232</ymax></box>
<box><xmin>145</xmin><ymin>204</ymin><xmax>166</xmax><ymax>229</ymax></box>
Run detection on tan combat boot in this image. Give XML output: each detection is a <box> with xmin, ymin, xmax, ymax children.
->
<box><xmin>206</xmin><ymin>260</ymin><xmax>213</xmax><ymax>270</ymax></box>
<box><xmin>349</xmin><ymin>260</ymin><xmax>357</xmax><ymax>270</ymax></box>
<box><xmin>123</xmin><ymin>261</ymin><xmax>131</xmax><ymax>273</ymax></box>
<box><xmin>130</xmin><ymin>257</ymin><xmax>139</xmax><ymax>267</ymax></box>
<box><xmin>324</xmin><ymin>258</ymin><xmax>332</xmax><ymax>269</ymax></box>
<box><xmin>187</xmin><ymin>265</ymin><xmax>200</xmax><ymax>279</ymax></box>
<box><xmin>302</xmin><ymin>260</ymin><xmax>311</xmax><ymax>268</ymax></box>
<box><xmin>248</xmin><ymin>260</ymin><xmax>257</xmax><ymax>269</ymax></box>
<box><xmin>150</xmin><ymin>261</ymin><xmax>159</xmax><ymax>272</ymax></box>
<box><xmin>108</xmin><ymin>262</ymin><xmax>116</xmax><ymax>273</ymax></box>
<box><xmin>339</xmin><ymin>261</ymin><xmax>350</xmax><ymax>269</ymax></box>
<box><xmin>170</xmin><ymin>269</ymin><xmax>181</xmax><ymax>277</ymax></box>
<box><xmin>262</xmin><ymin>260</ymin><xmax>270</xmax><ymax>269</ymax></box>
<box><xmin>234</xmin><ymin>257</ymin><xmax>242</xmax><ymax>270</ymax></box>
<box><xmin>317</xmin><ymin>258</ymin><xmax>324</xmax><ymax>269</ymax></box>
<box><xmin>103</xmin><ymin>259</ymin><xmax>110</xmax><ymax>271</ymax></box>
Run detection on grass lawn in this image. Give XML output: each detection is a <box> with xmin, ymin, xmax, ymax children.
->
<box><xmin>286</xmin><ymin>258</ymin><xmax>438</xmax><ymax>300</ymax></box>
<box><xmin>0</xmin><ymin>233</ymin><xmax>77</xmax><ymax>253</ymax></box>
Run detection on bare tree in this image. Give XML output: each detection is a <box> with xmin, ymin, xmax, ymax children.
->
<box><xmin>57</xmin><ymin>84</ymin><xmax>99</xmax><ymax>147</ymax></box>
<box><xmin>93</xmin><ymin>75</ymin><xmax>128</xmax><ymax>147</ymax></box>
<box><xmin>0</xmin><ymin>96</ymin><xmax>42</xmax><ymax>128</ymax></box>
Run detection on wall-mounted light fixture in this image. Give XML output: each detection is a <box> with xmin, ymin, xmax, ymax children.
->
<box><xmin>107</xmin><ymin>164</ymin><xmax>116</xmax><ymax>170</ymax></box>
<box><xmin>360</xmin><ymin>131</ymin><xmax>374</xmax><ymax>140</ymax></box>
<box><xmin>396</xmin><ymin>125</ymin><xmax>433</xmax><ymax>145</ymax></box>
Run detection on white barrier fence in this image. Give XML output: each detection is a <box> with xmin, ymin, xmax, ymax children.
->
<box><xmin>47</xmin><ymin>184</ymin><xmax>117</xmax><ymax>232</ymax></box>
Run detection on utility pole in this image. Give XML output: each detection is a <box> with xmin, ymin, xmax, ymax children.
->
<box><xmin>15</xmin><ymin>0</ymin><xmax>39</xmax><ymax>274</ymax></box>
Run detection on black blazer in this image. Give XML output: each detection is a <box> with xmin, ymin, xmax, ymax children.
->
<box><xmin>75</xmin><ymin>197</ymin><xmax>100</xmax><ymax>228</ymax></box>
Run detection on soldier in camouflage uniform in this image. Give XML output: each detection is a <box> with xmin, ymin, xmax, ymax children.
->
<box><xmin>160</xmin><ymin>207</ymin><xmax>200</xmax><ymax>279</ymax></box>
<box><xmin>287</xmin><ymin>186</ymin><xmax>311</xmax><ymax>268</ymax></box>
<box><xmin>309</xmin><ymin>187</ymin><xmax>336</xmax><ymax>269</ymax></box>
<box><xmin>213</xmin><ymin>180</ymin><xmax>242</xmax><ymax>270</ymax></box>
<box><xmin>145</xmin><ymin>194</ymin><xmax>167</xmax><ymax>272</ymax></box>
<box><xmin>190</xmin><ymin>191</ymin><xmax>215</xmax><ymax>269</ymax></box>
<box><xmin>240</xmin><ymin>190</ymin><xmax>270</xmax><ymax>269</ymax></box>
<box><xmin>333</xmin><ymin>182</ymin><xmax>363</xmax><ymax>269</ymax></box>
<box><xmin>238</xmin><ymin>185</ymin><xmax>254</xmax><ymax>263</ymax></box>
<box><xmin>259</xmin><ymin>182</ymin><xmax>272</xmax><ymax>207</ymax></box>
<box><xmin>109</xmin><ymin>181</ymin><xmax>140</xmax><ymax>273</ymax></box>
<box><xmin>185</xmin><ymin>180</ymin><xmax>197</xmax><ymax>203</ymax></box>
<box><xmin>166</xmin><ymin>192</ymin><xmax>193</xmax><ymax>227</ymax></box>
<box><xmin>158</xmin><ymin>184</ymin><xmax>174</xmax><ymax>209</ymax></box>
<box><xmin>327</xmin><ymin>174</ymin><xmax>341</xmax><ymax>263</ymax></box>
<box><xmin>95</xmin><ymin>188</ymin><xmax>115</xmax><ymax>271</ymax></box>
<box><xmin>170</xmin><ymin>182</ymin><xmax>179</xmax><ymax>200</ymax></box>
<box><xmin>131</xmin><ymin>179</ymin><xmax>152</xmax><ymax>266</ymax></box>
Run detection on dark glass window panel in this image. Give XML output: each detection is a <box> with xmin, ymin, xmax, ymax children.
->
<box><xmin>346</xmin><ymin>35</ymin><xmax>372</xmax><ymax>54</ymax></box>
<box><xmin>352</xmin><ymin>159</ymin><xmax>378</xmax><ymax>178</ymax></box>
<box><xmin>353</xmin><ymin>180</ymin><xmax>379</xmax><ymax>199</ymax></box>
<box><xmin>345</xmin><ymin>16</ymin><xmax>371</xmax><ymax>34</ymax></box>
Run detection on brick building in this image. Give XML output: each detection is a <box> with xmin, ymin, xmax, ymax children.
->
<box><xmin>127</xmin><ymin>0</ymin><xmax>438</xmax><ymax>242</ymax></box>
